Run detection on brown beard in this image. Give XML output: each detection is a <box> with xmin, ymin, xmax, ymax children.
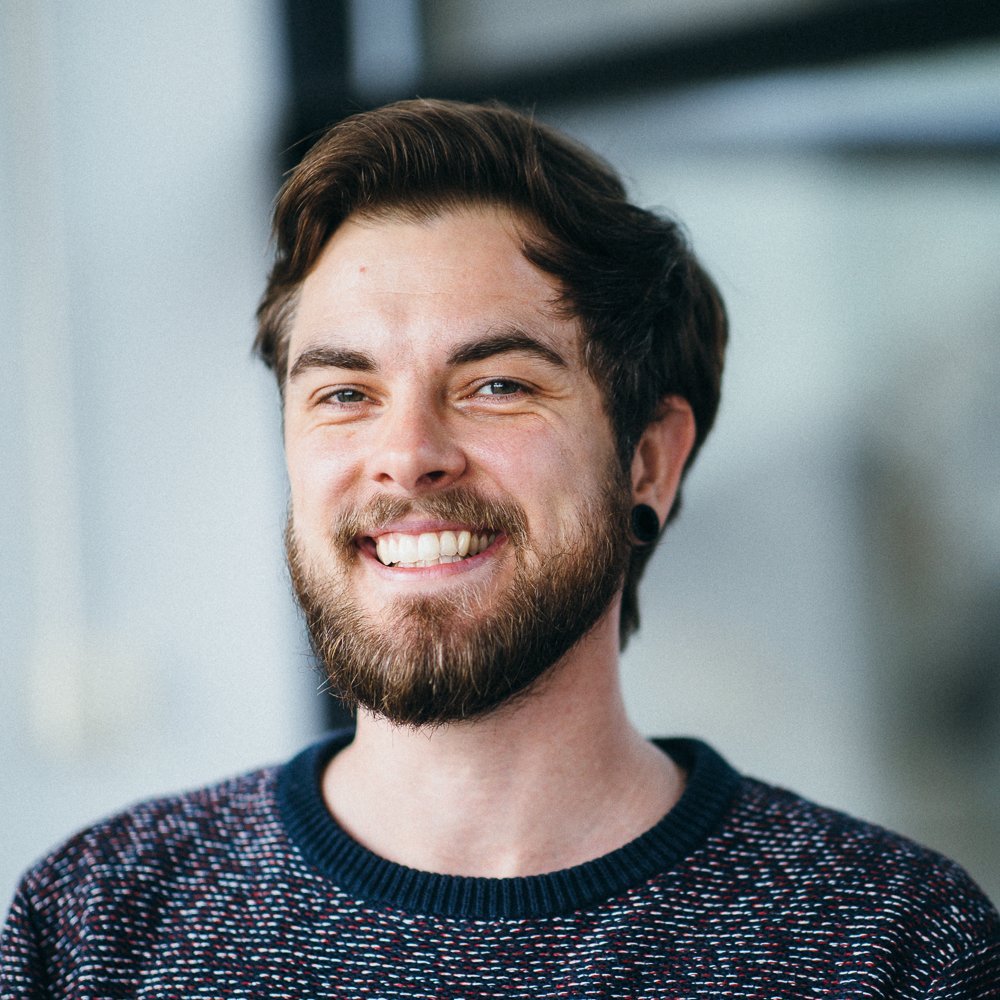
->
<box><xmin>285</xmin><ymin>471</ymin><xmax>632</xmax><ymax>727</ymax></box>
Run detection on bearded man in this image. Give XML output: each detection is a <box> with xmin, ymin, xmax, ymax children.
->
<box><xmin>3</xmin><ymin>99</ymin><xmax>998</xmax><ymax>998</ymax></box>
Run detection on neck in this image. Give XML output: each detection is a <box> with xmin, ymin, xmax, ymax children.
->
<box><xmin>321</xmin><ymin>611</ymin><xmax>684</xmax><ymax>878</ymax></box>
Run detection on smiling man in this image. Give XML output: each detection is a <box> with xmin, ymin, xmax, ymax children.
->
<box><xmin>3</xmin><ymin>100</ymin><xmax>999</xmax><ymax>998</ymax></box>
<box><xmin>281</xmin><ymin>207</ymin><xmax>646</xmax><ymax>736</ymax></box>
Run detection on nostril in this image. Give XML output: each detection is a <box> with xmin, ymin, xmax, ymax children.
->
<box><xmin>370</xmin><ymin>428</ymin><xmax>467</xmax><ymax>490</ymax></box>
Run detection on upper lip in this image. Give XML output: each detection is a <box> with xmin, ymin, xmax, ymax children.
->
<box><xmin>364</xmin><ymin>519</ymin><xmax>493</xmax><ymax>538</ymax></box>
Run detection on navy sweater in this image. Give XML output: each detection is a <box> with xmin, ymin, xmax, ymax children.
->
<box><xmin>3</xmin><ymin>733</ymin><xmax>999</xmax><ymax>998</ymax></box>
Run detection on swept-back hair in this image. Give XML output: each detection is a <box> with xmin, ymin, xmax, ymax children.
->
<box><xmin>255</xmin><ymin>98</ymin><xmax>727</xmax><ymax>644</ymax></box>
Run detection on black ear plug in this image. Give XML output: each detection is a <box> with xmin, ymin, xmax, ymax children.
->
<box><xmin>630</xmin><ymin>504</ymin><xmax>660</xmax><ymax>545</ymax></box>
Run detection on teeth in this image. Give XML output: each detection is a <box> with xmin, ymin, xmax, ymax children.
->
<box><xmin>440</xmin><ymin>531</ymin><xmax>458</xmax><ymax>557</ymax></box>
<box><xmin>416</xmin><ymin>532</ymin><xmax>435</xmax><ymax>560</ymax></box>
<box><xmin>468</xmin><ymin>533</ymin><xmax>494</xmax><ymax>556</ymax></box>
<box><xmin>373</xmin><ymin>529</ymin><xmax>497</xmax><ymax>567</ymax></box>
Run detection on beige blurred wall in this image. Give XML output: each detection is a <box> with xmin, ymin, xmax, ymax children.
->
<box><xmin>0</xmin><ymin>0</ymin><xmax>322</xmax><ymax>910</ymax></box>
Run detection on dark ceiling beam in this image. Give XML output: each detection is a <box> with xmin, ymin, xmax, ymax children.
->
<box><xmin>419</xmin><ymin>0</ymin><xmax>1000</xmax><ymax>108</ymax></box>
<box><xmin>281</xmin><ymin>0</ymin><xmax>1000</xmax><ymax>162</ymax></box>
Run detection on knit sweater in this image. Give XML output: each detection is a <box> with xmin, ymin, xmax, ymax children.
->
<box><xmin>3</xmin><ymin>732</ymin><xmax>998</xmax><ymax>998</ymax></box>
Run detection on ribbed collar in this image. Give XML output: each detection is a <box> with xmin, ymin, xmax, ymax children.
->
<box><xmin>277</xmin><ymin>730</ymin><xmax>740</xmax><ymax>919</ymax></box>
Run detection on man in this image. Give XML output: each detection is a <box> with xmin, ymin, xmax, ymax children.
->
<box><xmin>3</xmin><ymin>99</ymin><xmax>998</xmax><ymax>998</ymax></box>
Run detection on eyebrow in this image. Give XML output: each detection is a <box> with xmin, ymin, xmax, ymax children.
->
<box><xmin>287</xmin><ymin>346</ymin><xmax>377</xmax><ymax>382</ymax></box>
<box><xmin>286</xmin><ymin>328</ymin><xmax>570</xmax><ymax>383</ymax></box>
<box><xmin>447</xmin><ymin>329</ymin><xmax>569</xmax><ymax>370</ymax></box>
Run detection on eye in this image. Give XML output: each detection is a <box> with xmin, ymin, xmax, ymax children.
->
<box><xmin>323</xmin><ymin>387</ymin><xmax>369</xmax><ymax>405</ymax></box>
<box><xmin>474</xmin><ymin>379</ymin><xmax>525</xmax><ymax>397</ymax></box>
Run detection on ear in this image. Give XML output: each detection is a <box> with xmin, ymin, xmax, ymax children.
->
<box><xmin>630</xmin><ymin>396</ymin><xmax>696</xmax><ymax>523</ymax></box>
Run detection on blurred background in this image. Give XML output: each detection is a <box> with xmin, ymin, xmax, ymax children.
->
<box><xmin>2</xmin><ymin>0</ymin><xmax>998</xmax><ymax>909</ymax></box>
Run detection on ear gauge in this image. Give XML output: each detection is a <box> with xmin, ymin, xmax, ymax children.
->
<box><xmin>630</xmin><ymin>503</ymin><xmax>661</xmax><ymax>545</ymax></box>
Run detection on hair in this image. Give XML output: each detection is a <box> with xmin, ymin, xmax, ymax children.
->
<box><xmin>255</xmin><ymin>98</ymin><xmax>728</xmax><ymax>645</ymax></box>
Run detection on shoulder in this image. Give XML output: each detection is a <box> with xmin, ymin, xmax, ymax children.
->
<box><xmin>732</xmin><ymin>775</ymin><xmax>986</xmax><ymax>888</ymax></box>
<box><xmin>721</xmin><ymin>774</ymin><xmax>1000</xmax><ymax>948</ymax></box>
<box><xmin>18</xmin><ymin>762</ymin><xmax>283</xmax><ymax>920</ymax></box>
<box><xmin>2</xmin><ymin>763</ymin><xmax>292</xmax><ymax>997</ymax></box>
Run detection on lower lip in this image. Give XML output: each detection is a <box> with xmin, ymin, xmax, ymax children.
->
<box><xmin>361</xmin><ymin>535</ymin><xmax>506</xmax><ymax>578</ymax></box>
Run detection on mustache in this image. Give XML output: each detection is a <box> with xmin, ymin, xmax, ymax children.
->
<box><xmin>330</xmin><ymin>490</ymin><xmax>530</xmax><ymax>548</ymax></box>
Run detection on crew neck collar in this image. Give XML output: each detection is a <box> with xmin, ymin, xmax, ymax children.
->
<box><xmin>277</xmin><ymin>730</ymin><xmax>740</xmax><ymax>919</ymax></box>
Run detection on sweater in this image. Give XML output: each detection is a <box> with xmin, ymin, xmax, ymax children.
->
<box><xmin>3</xmin><ymin>732</ymin><xmax>999</xmax><ymax>998</ymax></box>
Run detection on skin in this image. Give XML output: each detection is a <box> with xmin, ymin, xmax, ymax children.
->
<box><xmin>282</xmin><ymin>205</ymin><xmax>696</xmax><ymax>878</ymax></box>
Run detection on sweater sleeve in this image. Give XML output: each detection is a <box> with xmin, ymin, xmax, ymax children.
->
<box><xmin>0</xmin><ymin>886</ymin><xmax>50</xmax><ymax>1000</ymax></box>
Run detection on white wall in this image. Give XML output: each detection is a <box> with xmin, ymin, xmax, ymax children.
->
<box><xmin>0</xmin><ymin>1</ymin><xmax>322</xmax><ymax>909</ymax></box>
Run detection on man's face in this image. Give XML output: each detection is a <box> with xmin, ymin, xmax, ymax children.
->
<box><xmin>282</xmin><ymin>206</ymin><xmax>632</xmax><ymax>726</ymax></box>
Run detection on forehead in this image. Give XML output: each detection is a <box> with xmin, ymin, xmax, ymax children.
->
<box><xmin>287</xmin><ymin>206</ymin><xmax>582</xmax><ymax>366</ymax></box>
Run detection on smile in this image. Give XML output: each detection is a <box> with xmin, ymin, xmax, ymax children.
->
<box><xmin>373</xmin><ymin>529</ymin><xmax>498</xmax><ymax>568</ymax></box>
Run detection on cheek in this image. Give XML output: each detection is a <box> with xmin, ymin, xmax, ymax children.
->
<box><xmin>285</xmin><ymin>433</ymin><xmax>360</xmax><ymax>521</ymax></box>
<box><xmin>470</xmin><ymin>428</ymin><xmax>564</xmax><ymax>479</ymax></box>
<box><xmin>472</xmin><ymin>425</ymin><xmax>607</xmax><ymax>509</ymax></box>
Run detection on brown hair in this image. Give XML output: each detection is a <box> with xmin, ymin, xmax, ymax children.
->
<box><xmin>255</xmin><ymin>98</ymin><xmax>727</xmax><ymax>644</ymax></box>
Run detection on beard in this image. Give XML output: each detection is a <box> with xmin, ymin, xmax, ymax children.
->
<box><xmin>285</xmin><ymin>467</ymin><xmax>632</xmax><ymax>728</ymax></box>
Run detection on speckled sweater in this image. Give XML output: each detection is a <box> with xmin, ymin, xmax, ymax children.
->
<box><xmin>3</xmin><ymin>732</ymin><xmax>999</xmax><ymax>998</ymax></box>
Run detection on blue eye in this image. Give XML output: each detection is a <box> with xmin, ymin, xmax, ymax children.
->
<box><xmin>476</xmin><ymin>380</ymin><xmax>523</xmax><ymax>396</ymax></box>
<box><xmin>327</xmin><ymin>388</ymin><xmax>368</xmax><ymax>404</ymax></box>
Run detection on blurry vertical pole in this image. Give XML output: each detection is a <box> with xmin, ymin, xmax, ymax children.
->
<box><xmin>280</xmin><ymin>0</ymin><xmax>424</xmax><ymax>730</ymax></box>
<box><xmin>281</xmin><ymin>0</ymin><xmax>424</xmax><ymax>165</ymax></box>
<box><xmin>282</xmin><ymin>0</ymin><xmax>353</xmax><ymax>167</ymax></box>
<box><xmin>1</xmin><ymin>2</ymin><xmax>88</xmax><ymax>754</ymax></box>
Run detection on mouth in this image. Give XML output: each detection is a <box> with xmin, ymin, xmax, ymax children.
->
<box><xmin>367</xmin><ymin>528</ymin><xmax>500</xmax><ymax>568</ymax></box>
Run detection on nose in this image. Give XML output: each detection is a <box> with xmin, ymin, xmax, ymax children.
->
<box><xmin>369</xmin><ymin>394</ymin><xmax>467</xmax><ymax>493</ymax></box>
